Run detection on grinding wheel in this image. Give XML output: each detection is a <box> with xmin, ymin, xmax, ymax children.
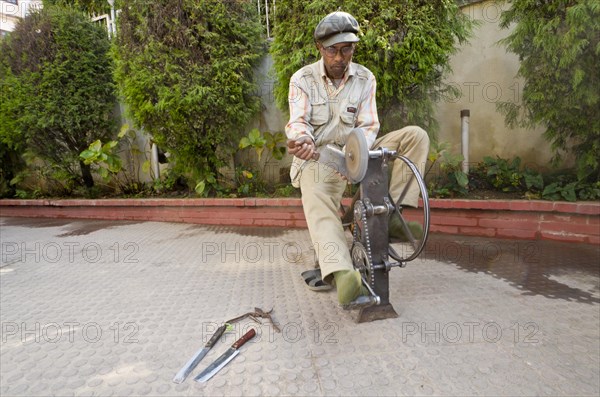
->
<box><xmin>345</xmin><ymin>128</ymin><xmax>369</xmax><ymax>183</ymax></box>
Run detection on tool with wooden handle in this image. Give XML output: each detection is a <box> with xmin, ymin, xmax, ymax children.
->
<box><xmin>172</xmin><ymin>324</ymin><xmax>227</xmax><ymax>384</ymax></box>
<box><xmin>194</xmin><ymin>328</ymin><xmax>257</xmax><ymax>383</ymax></box>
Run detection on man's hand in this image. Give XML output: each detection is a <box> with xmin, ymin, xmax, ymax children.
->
<box><xmin>287</xmin><ymin>135</ymin><xmax>316</xmax><ymax>160</ymax></box>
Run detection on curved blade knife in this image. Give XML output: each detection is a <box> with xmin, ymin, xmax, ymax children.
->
<box><xmin>194</xmin><ymin>328</ymin><xmax>256</xmax><ymax>383</ymax></box>
<box><xmin>172</xmin><ymin>324</ymin><xmax>227</xmax><ymax>384</ymax></box>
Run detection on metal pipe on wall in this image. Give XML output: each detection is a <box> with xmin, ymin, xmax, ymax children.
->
<box><xmin>461</xmin><ymin>109</ymin><xmax>470</xmax><ymax>174</ymax></box>
<box><xmin>151</xmin><ymin>143</ymin><xmax>160</xmax><ymax>180</ymax></box>
<box><xmin>265</xmin><ymin>0</ymin><xmax>270</xmax><ymax>39</ymax></box>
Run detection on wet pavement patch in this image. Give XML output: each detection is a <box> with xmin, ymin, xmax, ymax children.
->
<box><xmin>204</xmin><ymin>225</ymin><xmax>288</xmax><ymax>238</ymax></box>
<box><xmin>423</xmin><ymin>234</ymin><xmax>600</xmax><ymax>304</ymax></box>
<box><xmin>1</xmin><ymin>217</ymin><xmax>72</xmax><ymax>229</ymax></box>
<box><xmin>0</xmin><ymin>217</ymin><xmax>142</xmax><ymax>237</ymax></box>
<box><xmin>55</xmin><ymin>220</ymin><xmax>142</xmax><ymax>237</ymax></box>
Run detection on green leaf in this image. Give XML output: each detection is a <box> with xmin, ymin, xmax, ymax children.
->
<box><xmin>561</xmin><ymin>182</ymin><xmax>577</xmax><ymax>202</ymax></box>
<box><xmin>239</xmin><ymin>137</ymin><xmax>251</xmax><ymax>149</ymax></box>
<box><xmin>195</xmin><ymin>180</ymin><xmax>206</xmax><ymax>195</ymax></box>
<box><xmin>118</xmin><ymin>124</ymin><xmax>130</xmax><ymax>139</ymax></box>
<box><xmin>142</xmin><ymin>160</ymin><xmax>151</xmax><ymax>174</ymax></box>
<box><xmin>102</xmin><ymin>140</ymin><xmax>118</xmax><ymax>151</ymax></box>
<box><xmin>79</xmin><ymin>150</ymin><xmax>96</xmax><ymax>160</ymax></box>
<box><xmin>273</xmin><ymin>147</ymin><xmax>286</xmax><ymax>161</ymax></box>
<box><xmin>106</xmin><ymin>156</ymin><xmax>122</xmax><ymax>173</ymax></box>
<box><xmin>524</xmin><ymin>172</ymin><xmax>544</xmax><ymax>190</ymax></box>
<box><xmin>248</xmin><ymin>128</ymin><xmax>261</xmax><ymax>141</ymax></box>
<box><xmin>99</xmin><ymin>167</ymin><xmax>110</xmax><ymax>180</ymax></box>
<box><xmin>89</xmin><ymin>140</ymin><xmax>102</xmax><ymax>153</ymax></box>
<box><xmin>454</xmin><ymin>171</ymin><xmax>469</xmax><ymax>188</ymax></box>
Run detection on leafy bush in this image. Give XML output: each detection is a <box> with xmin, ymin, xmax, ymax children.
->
<box><xmin>80</xmin><ymin>139</ymin><xmax>122</xmax><ymax>182</ymax></box>
<box><xmin>234</xmin><ymin>129</ymin><xmax>288</xmax><ymax>197</ymax></box>
<box><xmin>78</xmin><ymin>124</ymin><xmax>147</xmax><ymax>195</ymax></box>
<box><xmin>43</xmin><ymin>0</ymin><xmax>112</xmax><ymax>14</ymax></box>
<box><xmin>113</xmin><ymin>0</ymin><xmax>266</xmax><ymax>196</ymax></box>
<box><xmin>470</xmin><ymin>156</ymin><xmax>600</xmax><ymax>201</ymax></box>
<box><xmin>8</xmin><ymin>151</ymin><xmax>79</xmax><ymax>198</ymax></box>
<box><xmin>0</xmin><ymin>5</ymin><xmax>117</xmax><ymax>190</ymax></box>
<box><xmin>425</xmin><ymin>141</ymin><xmax>469</xmax><ymax>198</ymax></box>
<box><xmin>497</xmin><ymin>0</ymin><xmax>600</xmax><ymax>183</ymax></box>
<box><xmin>271</xmin><ymin>0</ymin><xmax>475</xmax><ymax>134</ymax></box>
<box><xmin>238</xmin><ymin>129</ymin><xmax>287</xmax><ymax>163</ymax></box>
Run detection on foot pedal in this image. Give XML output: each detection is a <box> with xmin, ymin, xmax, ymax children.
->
<box><xmin>356</xmin><ymin>303</ymin><xmax>399</xmax><ymax>323</ymax></box>
<box><xmin>342</xmin><ymin>295</ymin><xmax>380</xmax><ymax>310</ymax></box>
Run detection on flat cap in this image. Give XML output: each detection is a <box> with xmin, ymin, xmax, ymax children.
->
<box><xmin>314</xmin><ymin>11</ymin><xmax>360</xmax><ymax>47</ymax></box>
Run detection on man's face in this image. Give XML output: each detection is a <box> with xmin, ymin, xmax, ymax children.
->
<box><xmin>318</xmin><ymin>42</ymin><xmax>355</xmax><ymax>80</ymax></box>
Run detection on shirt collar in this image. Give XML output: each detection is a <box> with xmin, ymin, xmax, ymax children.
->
<box><xmin>318</xmin><ymin>58</ymin><xmax>356</xmax><ymax>84</ymax></box>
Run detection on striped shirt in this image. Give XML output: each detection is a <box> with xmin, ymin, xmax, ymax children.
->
<box><xmin>285</xmin><ymin>58</ymin><xmax>380</xmax><ymax>149</ymax></box>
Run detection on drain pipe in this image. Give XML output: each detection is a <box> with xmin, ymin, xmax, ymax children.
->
<box><xmin>461</xmin><ymin>109</ymin><xmax>470</xmax><ymax>174</ymax></box>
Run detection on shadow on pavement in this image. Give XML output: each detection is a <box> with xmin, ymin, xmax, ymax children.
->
<box><xmin>422</xmin><ymin>233</ymin><xmax>600</xmax><ymax>304</ymax></box>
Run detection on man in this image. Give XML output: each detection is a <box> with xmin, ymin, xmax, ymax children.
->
<box><xmin>286</xmin><ymin>11</ymin><xmax>430</xmax><ymax>306</ymax></box>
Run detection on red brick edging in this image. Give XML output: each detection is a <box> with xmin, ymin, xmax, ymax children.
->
<box><xmin>0</xmin><ymin>198</ymin><xmax>598</xmax><ymax>244</ymax></box>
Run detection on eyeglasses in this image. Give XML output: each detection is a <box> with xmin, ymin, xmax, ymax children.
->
<box><xmin>321</xmin><ymin>44</ymin><xmax>355</xmax><ymax>58</ymax></box>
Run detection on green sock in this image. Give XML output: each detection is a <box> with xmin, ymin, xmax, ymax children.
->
<box><xmin>333</xmin><ymin>270</ymin><xmax>368</xmax><ymax>305</ymax></box>
<box><xmin>389</xmin><ymin>213</ymin><xmax>423</xmax><ymax>241</ymax></box>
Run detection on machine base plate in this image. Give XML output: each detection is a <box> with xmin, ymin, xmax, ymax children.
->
<box><xmin>355</xmin><ymin>303</ymin><xmax>399</xmax><ymax>323</ymax></box>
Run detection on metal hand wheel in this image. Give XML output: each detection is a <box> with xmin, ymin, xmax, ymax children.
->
<box><xmin>387</xmin><ymin>154</ymin><xmax>430</xmax><ymax>264</ymax></box>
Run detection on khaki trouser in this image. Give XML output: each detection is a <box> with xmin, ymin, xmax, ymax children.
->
<box><xmin>299</xmin><ymin>126</ymin><xmax>430</xmax><ymax>283</ymax></box>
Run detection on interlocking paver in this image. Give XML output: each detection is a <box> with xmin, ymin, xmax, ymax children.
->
<box><xmin>0</xmin><ymin>217</ymin><xmax>598</xmax><ymax>396</ymax></box>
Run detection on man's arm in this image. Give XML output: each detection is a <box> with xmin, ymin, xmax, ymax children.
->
<box><xmin>285</xmin><ymin>78</ymin><xmax>316</xmax><ymax>160</ymax></box>
<box><xmin>355</xmin><ymin>75</ymin><xmax>380</xmax><ymax>148</ymax></box>
<box><xmin>285</xmin><ymin>79</ymin><xmax>315</xmax><ymax>140</ymax></box>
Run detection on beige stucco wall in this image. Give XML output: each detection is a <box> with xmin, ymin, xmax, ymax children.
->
<box><xmin>1</xmin><ymin>1</ymin><xmax>42</xmax><ymax>32</ymax></box>
<box><xmin>434</xmin><ymin>0</ymin><xmax>570</xmax><ymax>171</ymax></box>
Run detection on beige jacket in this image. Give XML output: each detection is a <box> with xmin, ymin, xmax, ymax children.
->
<box><xmin>285</xmin><ymin>59</ymin><xmax>380</xmax><ymax>187</ymax></box>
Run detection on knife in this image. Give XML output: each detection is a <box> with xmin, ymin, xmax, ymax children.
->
<box><xmin>194</xmin><ymin>328</ymin><xmax>256</xmax><ymax>383</ymax></box>
<box><xmin>172</xmin><ymin>324</ymin><xmax>227</xmax><ymax>384</ymax></box>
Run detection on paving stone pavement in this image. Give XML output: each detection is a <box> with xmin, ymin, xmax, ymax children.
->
<box><xmin>0</xmin><ymin>217</ymin><xmax>598</xmax><ymax>396</ymax></box>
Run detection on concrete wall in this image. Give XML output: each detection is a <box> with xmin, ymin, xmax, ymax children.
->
<box><xmin>434</xmin><ymin>0</ymin><xmax>570</xmax><ymax>171</ymax></box>
<box><xmin>237</xmin><ymin>53</ymin><xmax>291</xmax><ymax>185</ymax></box>
<box><xmin>252</xmin><ymin>53</ymin><xmax>288</xmax><ymax>134</ymax></box>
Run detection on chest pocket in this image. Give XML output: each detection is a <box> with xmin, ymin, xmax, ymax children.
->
<box><xmin>301</xmin><ymin>71</ymin><xmax>330</xmax><ymax>127</ymax></box>
<box><xmin>311</xmin><ymin>101</ymin><xmax>329</xmax><ymax>127</ymax></box>
<box><xmin>339</xmin><ymin>98</ymin><xmax>357</xmax><ymax>126</ymax></box>
<box><xmin>339</xmin><ymin>76</ymin><xmax>365</xmax><ymax>127</ymax></box>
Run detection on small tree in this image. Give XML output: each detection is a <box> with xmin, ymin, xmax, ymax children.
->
<box><xmin>498</xmin><ymin>0</ymin><xmax>600</xmax><ymax>182</ymax></box>
<box><xmin>0</xmin><ymin>6</ymin><xmax>117</xmax><ymax>189</ymax></box>
<box><xmin>43</xmin><ymin>0</ymin><xmax>111</xmax><ymax>14</ymax></box>
<box><xmin>113</xmin><ymin>0</ymin><xmax>265</xmax><ymax>195</ymax></box>
<box><xmin>271</xmin><ymin>0</ymin><xmax>475</xmax><ymax>135</ymax></box>
<box><xmin>0</xmin><ymin>62</ymin><xmax>26</xmax><ymax>196</ymax></box>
